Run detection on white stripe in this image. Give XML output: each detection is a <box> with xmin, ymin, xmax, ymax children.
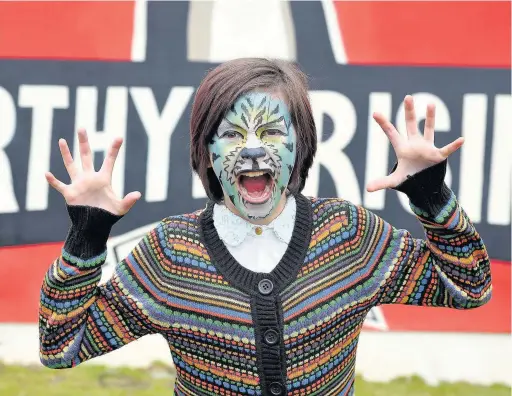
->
<box><xmin>321</xmin><ymin>0</ymin><xmax>348</xmax><ymax>64</ymax></box>
<box><xmin>131</xmin><ymin>0</ymin><xmax>148</xmax><ymax>62</ymax></box>
<box><xmin>208</xmin><ymin>0</ymin><xmax>295</xmax><ymax>62</ymax></box>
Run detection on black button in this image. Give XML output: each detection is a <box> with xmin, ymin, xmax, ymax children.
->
<box><xmin>269</xmin><ymin>382</ymin><xmax>284</xmax><ymax>395</ymax></box>
<box><xmin>258</xmin><ymin>279</ymin><xmax>274</xmax><ymax>295</ymax></box>
<box><xmin>264</xmin><ymin>329</ymin><xmax>279</xmax><ymax>345</ymax></box>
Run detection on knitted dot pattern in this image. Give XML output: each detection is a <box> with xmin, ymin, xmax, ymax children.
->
<box><xmin>39</xmin><ymin>192</ymin><xmax>491</xmax><ymax>395</ymax></box>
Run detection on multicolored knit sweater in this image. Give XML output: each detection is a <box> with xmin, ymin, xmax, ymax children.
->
<box><xmin>39</xmin><ymin>161</ymin><xmax>492</xmax><ymax>396</ymax></box>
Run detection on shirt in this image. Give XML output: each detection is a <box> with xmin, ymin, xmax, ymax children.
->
<box><xmin>38</xmin><ymin>160</ymin><xmax>492</xmax><ymax>396</ymax></box>
<box><xmin>213</xmin><ymin>196</ymin><xmax>296</xmax><ymax>273</ymax></box>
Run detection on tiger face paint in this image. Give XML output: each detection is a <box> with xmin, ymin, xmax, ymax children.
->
<box><xmin>209</xmin><ymin>92</ymin><xmax>297</xmax><ymax>220</ymax></box>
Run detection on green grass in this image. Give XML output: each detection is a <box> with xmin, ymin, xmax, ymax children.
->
<box><xmin>0</xmin><ymin>361</ymin><xmax>509</xmax><ymax>396</ymax></box>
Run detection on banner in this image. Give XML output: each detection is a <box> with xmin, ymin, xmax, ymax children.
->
<box><xmin>0</xmin><ymin>1</ymin><xmax>510</xmax><ymax>333</ymax></box>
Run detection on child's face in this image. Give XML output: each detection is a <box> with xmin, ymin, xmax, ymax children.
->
<box><xmin>208</xmin><ymin>91</ymin><xmax>297</xmax><ymax>220</ymax></box>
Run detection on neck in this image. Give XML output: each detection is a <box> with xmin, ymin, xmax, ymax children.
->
<box><xmin>223</xmin><ymin>193</ymin><xmax>288</xmax><ymax>225</ymax></box>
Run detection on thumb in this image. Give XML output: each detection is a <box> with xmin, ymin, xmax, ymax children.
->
<box><xmin>45</xmin><ymin>172</ymin><xmax>67</xmax><ymax>194</ymax></box>
<box><xmin>119</xmin><ymin>191</ymin><xmax>142</xmax><ymax>214</ymax></box>
<box><xmin>366</xmin><ymin>174</ymin><xmax>402</xmax><ymax>193</ymax></box>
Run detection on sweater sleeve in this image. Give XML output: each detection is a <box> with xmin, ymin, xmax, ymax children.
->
<box><xmin>373</xmin><ymin>160</ymin><xmax>492</xmax><ymax>308</ymax></box>
<box><xmin>39</xmin><ymin>205</ymin><xmax>160</xmax><ymax>368</ymax></box>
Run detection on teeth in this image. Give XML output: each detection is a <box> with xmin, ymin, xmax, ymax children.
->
<box><xmin>240</xmin><ymin>171</ymin><xmax>267</xmax><ymax>178</ymax></box>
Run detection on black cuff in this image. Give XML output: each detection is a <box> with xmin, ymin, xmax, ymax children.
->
<box><xmin>64</xmin><ymin>205</ymin><xmax>123</xmax><ymax>259</ymax></box>
<box><xmin>392</xmin><ymin>159</ymin><xmax>452</xmax><ymax>215</ymax></box>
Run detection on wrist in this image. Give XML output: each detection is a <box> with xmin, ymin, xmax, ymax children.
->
<box><xmin>64</xmin><ymin>205</ymin><xmax>123</xmax><ymax>259</ymax></box>
<box><xmin>392</xmin><ymin>160</ymin><xmax>451</xmax><ymax>215</ymax></box>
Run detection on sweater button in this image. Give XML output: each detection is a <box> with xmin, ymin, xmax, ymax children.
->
<box><xmin>269</xmin><ymin>382</ymin><xmax>284</xmax><ymax>395</ymax></box>
<box><xmin>258</xmin><ymin>279</ymin><xmax>274</xmax><ymax>295</ymax></box>
<box><xmin>264</xmin><ymin>329</ymin><xmax>279</xmax><ymax>345</ymax></box>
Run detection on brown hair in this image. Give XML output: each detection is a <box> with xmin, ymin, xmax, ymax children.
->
<box><xmin>190</xmin><ymin>58</ymin><xmax>317</xmax><ymax>202</ymax></box>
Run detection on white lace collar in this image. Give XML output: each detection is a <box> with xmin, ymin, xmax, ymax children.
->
<box><xmin>213</xmin><ymin>196</ymin><xmax>296</xmax><ymax>247</ymax></box>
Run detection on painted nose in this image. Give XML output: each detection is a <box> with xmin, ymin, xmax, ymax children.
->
<box><xmin>240</xmin><ymin>147</ymin><xmax>266</xmax><ymax>160</ymax></box>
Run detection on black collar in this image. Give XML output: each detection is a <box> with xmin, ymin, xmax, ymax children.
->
<box><xmin>199</xmin><ymin>194</ymin><xmax>313</xmax><ymax>296</ymax></box>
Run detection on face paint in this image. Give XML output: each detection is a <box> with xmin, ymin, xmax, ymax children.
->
<box><xmin>209</xmin><ymin>91</ymin><xmax>297</xmax><ymax>220</ymax></box>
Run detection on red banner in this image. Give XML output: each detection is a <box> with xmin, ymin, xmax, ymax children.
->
<box><xmin>0</xmin><ymin>1</ymin><xmax>509</xmax><ymax>334</ymax></box>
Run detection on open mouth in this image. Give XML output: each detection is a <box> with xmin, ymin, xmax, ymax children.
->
<box><xmin>237</xmin><ymin>171</ymin><xmax>274</xmax><ymax>204</ymax></box>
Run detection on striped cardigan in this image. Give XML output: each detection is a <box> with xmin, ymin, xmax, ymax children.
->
<box><xmin>39</xmin><ymin>161</ymin><xmax>492</xmax><ymax>395</ymax></box>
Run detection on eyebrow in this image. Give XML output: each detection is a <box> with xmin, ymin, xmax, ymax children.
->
<box><xmin>257</xmin><ymin>116</ymin><xmax>286</xmax><ymax>130</ymax></box>
<box><xmin>218</xmin><ymin>118</ymin><xmax>245</xmax><ymax>131</ymax></box>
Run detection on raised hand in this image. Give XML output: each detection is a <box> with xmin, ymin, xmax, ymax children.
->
<box><xmin>45</xmin><ymin>129</ymin><xmax>141</xmax><ymax>215</ymax></box>
<box><xmin>367</xmin><ymin>95</ymin><xmax>464</xmax><ymax>192</ymax></box>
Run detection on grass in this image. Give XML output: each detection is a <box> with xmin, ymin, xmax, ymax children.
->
<box><xmin>0</xmin><ymin>361</ymin><xmax>509</xmax><ymax>396</ymax></box>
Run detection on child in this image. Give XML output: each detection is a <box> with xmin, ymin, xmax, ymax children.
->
<box><xmin>40</xmin><ymin>58</ymin><xmax>492</xmax><ymax>396</ymax></box>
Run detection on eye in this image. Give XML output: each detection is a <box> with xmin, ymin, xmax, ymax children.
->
<box><xmin>221</xmin><ymin>130</ymin><xmax>243</xmax><ymax>139</ymax></box>
<box><xmin>261</xmin><ymin>129</ymin><xmax>285</xmax><ymax>138</ymax></box>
